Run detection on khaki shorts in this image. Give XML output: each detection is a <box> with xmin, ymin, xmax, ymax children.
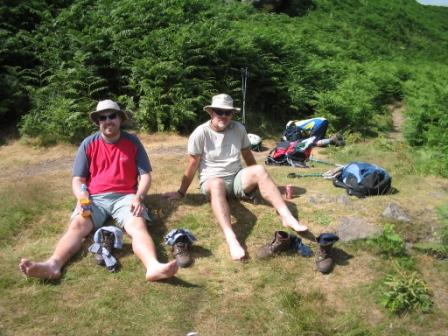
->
<box><xmin>70</xmin><ymin>192</ymin><xmax>151</xmax><ymax>229</ymax></box>
<box><xmin>200</xmin><ymin>168</ymin><xmax>256</xmax><ymax>199</ymax></box>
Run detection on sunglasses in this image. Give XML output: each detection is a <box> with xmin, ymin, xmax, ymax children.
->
<box><xmin>98</xmin><ymin>112</ymin><xmax>118</xmax><ymax>121</ymax></box>
<box><xmin>213</xmin><ymin>109</ymin><xmax>233</xmax><ymax>117</ymax></box>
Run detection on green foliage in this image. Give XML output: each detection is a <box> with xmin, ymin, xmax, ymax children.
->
<box><xmin>0</xmin><ymin>0</ymin><xmax>73</xmax><ymax>123</ymax></box>
<box><xmin>369</xmin><ymin>224</ymin><xmax>406</xmax><ymax>257</ymax></box>
<box><xmin>1</xmin><ymin>0</ymin><xmax>447</xmax><ymax>174</ymax></box>
<box><xmin>381</xmin><ymin>264</ymin><xmax>433</xmax><ymax>315</ymax></box>
<box><xmin>401</xmin><ymin>62</ymin><xmax>448</xmax><ymax>177</ymax></box>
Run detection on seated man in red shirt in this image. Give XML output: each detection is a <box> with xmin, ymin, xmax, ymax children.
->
<box><xmin>19</xmin><ymin>100</ymin><xmax>178</xmax><ymax>282</ymax></box>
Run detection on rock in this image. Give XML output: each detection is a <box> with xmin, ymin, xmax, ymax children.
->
<box><xmin>308</xmin><ymin>193</ymin><xmax>351</xmax><ymax>206</ymax></box>
<box><xmin>382</xmin><ymin>203</ymin><xmax>411</xmax><ymax>222</ymax></box>
<box><xmin>335</xmin><ymin>216</ymin><xmax>381</xmax><ymax>241</ymax></box>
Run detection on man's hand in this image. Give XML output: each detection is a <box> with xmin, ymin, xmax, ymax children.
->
<box><xmin>76</xmin><ymin>198</ymin><xmax>92</xmax><ymax>217</ymax></box>
<box><xmin>130</xmin><ymin>196</ymin><xmax>145</xmax><ymax>216</ymax></box>
<box><xmin>162</xmin><ymin>191</ymin><xmax>184</xmax><ymax>201</ymax></box>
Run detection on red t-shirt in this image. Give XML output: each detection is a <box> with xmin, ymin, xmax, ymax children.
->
<box><xmin>72</xmin><ymin>131</ymin><xmax>151</xmax><ymax>195</ymax></box>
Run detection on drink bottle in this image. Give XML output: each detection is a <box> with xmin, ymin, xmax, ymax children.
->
<box><xmin>80</xmin><ymin>184</ymin><xmax>92</xmax><ymax>217</ymax></box>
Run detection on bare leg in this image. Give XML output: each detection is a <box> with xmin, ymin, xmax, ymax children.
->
<box><xmin>124</xmin><ymin>217</ymin><xmax>178</xmax><ymax>281</ymax></box>
<box><xmin>19</xmin><ymin>216</ymin><xmax>93</xmax><ymax>280</ymax></box>
<box><xmin>241</xmin><ymin>165</ymin><xmax>308</xmax><ymax>232</ymax></box>
<box><xmin>206</xmin><ymin>178</ymin><xmax>246</xmax><ymax>260</ymax></box>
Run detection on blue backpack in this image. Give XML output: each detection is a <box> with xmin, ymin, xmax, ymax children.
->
<box><xmin>333</xmin><ymin>162</ymin><xmax>392</xmax><ymax>197</ymax></box>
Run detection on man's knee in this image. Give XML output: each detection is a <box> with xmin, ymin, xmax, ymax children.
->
<box><xmin>246</xmin><ymin>164</ymin><xmax>268</xmax><ymax>180</ymax></box>
<box><xmin>69</xmin><ymin>216</ymin><xmax>93</xmax><ymax>236</ymax></box>
<box><xmin>124</xmin><ymin>217</ymin><xmax>148</xmax><ymax>236</ymax></box>
<box><xmin>208</xmin><ymin>177</ymin><xmax>226</xmax><ymax>193</ymax></box>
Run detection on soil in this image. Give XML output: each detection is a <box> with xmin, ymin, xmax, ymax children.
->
<box><xmin>389</xmin><ymin>101</ymin><xmax>405</xmax><ymax>140</ymax></box>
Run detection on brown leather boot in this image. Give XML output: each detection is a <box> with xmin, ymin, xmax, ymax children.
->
<box><xmin>256</xmin><ymin>231</ymin><xmax>291</xmax><ymax>259</ymax></box>
<box><xmin>315</xmin><ymin>244</ymin><xmax>334</xmax><ymax>273</ymax></box>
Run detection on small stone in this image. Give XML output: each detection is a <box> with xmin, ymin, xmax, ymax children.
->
<box><xmin>382</xmin><ymin>203</ymin><xmax>411</xmax><ymax>222</ymax></box>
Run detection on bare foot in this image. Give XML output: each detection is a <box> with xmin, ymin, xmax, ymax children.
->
<box><xmin>19</xmin><ymin>258</ymin><xmax>61</xmax><ymax>280</ymax></box>
<box><xmin>146</xmin><ymin>260</ymin><xmax>178</xmax><ymax>281</ymax></box>
<box><xmin>227</xmin><ymin>240</ymin><xmax>246</xmax><ymax>261</ymax></box>
<box><xmin>281</xmin><ymin>215</ymin><xmax>308</xmax><ymax>232</ymax></box>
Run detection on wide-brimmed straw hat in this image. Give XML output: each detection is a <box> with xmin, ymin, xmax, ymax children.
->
<box><xmin>90</xmin><ymin>99</ymin><xmax>128</xmax><ymax>124</ymax></box>
<box><xmin>203</xmin><ymin>94</ymin><xmax>241</xmax><ymax>114</ymax></box>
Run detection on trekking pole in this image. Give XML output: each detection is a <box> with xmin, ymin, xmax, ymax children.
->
<box><xmin>287</xmin><ymin>172</ymin><xmax>324</xmax><ymax>179</ymax></box>
<box><xmin>241</xmin><ymin>67</ymin><xmax>248</xmax><ymax>126</ymax></box>
<box><xmin>309</xmin><ymin>157</ymin><xmax>344</xmax><ymax>167</ymax></box>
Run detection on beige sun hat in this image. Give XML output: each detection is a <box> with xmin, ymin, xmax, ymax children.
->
<box><xmin>90</xmin><ymin>99</ymin><xmax>128</xmax><ymax>124</ymax></box>
<box><xmin>203</xmin><ymin>94</ymin><xmax>241</xmax><ymax>114</ymax></box>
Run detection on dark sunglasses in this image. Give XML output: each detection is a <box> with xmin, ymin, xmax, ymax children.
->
<box><xmin>98</xmin><ymin>112</ymin><xmax>118</xmax><ymax>121</ymax></box>
<box><xmin>213</xmin><ymin>109</ymin><xmax>233</xmax><ymax>117</ymax></box>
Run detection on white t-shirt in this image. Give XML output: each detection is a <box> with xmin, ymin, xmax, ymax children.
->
<box><xmin>188</xmin><ymin>120</ymin><xmax>251</xmax><ymax>184</ymax></box>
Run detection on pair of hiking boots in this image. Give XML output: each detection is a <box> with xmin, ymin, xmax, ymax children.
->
<box><xmin>256</xmin><ymin>231</ymin><xmax>338</xmax><ymax>274</ymax></box>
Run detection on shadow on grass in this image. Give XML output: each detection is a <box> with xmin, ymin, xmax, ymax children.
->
<box><xmin>145</xmin><ymin>193</ymin><xmax>211</xmax><ymax>262</ymax></box>
<box><xmin>332</xmin><ymin>247</ymin><xmax>354</xmax><ymax>267</ymax></box>
<box><xmin>230</xmin><ymin>200</ymin><xmax>257</xmax><ymax>256</ymax></box>
<box><xmin>191</xmin><ymin>245</ymin><xmax>212</xmax><ymax>259</ymax></box>
<box><xmin>144</xmin><ymin>190</ymin><xmax>304</xmax><ymax>261</ymax></box>
<box><xmin>160</xmin><ymin>276</ymin><xmax>202</xmax><ymax>288</ymax></box>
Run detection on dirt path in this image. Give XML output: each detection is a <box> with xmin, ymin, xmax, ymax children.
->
<box><xmin>389</xmin><ymin>101</ymin><xmax>405</xmax><ymax>141</ymax></box>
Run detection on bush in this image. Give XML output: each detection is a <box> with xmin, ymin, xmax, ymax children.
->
<box><xmin>369</xmin><ymin>224</ymin><xmax>406</xmax><ymax>257</ymax></box>
<box><xmin>381</xmin><ymin>264</ymin><xmax>433</xmax><ymax>315</ymax></box>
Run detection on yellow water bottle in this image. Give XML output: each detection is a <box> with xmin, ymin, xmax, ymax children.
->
<box><xmin>80</xmin><ymin>184</ymin><xmax>91</xmax><ymax>217</ymax></box>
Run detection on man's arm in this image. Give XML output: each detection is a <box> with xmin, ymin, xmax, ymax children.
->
<box><xmin>131</xmin><ymin>172</ymin><xmax>151</xmax><ymax>216</ymax></box>
<box><xmin>72</xmin><ymin>176</ymin><xmax>88</xmax><ymax>199</ymax></box>
<box><xmin>164</xmin><ymin>154</ymin><xmax>201</xmax><ymax>200</ymax></box>
<box><xmin>241</xmin><ymin>147</ymin><xmax>257</xmax><ymax>167</ymax></box>
<box><xmin>72</xmin><ymin>176</ymin><xmax>90</xmax><ymax>216</ymax></box>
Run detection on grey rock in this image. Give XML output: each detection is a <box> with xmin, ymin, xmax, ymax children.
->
<box><xmin>336</xmin><ymin>216</ymin><xmax>381</xmax><ymax>241</ymax></box>
<box><xmin>382</xmin><ymin>203</ymin><xmax>411</xmax><ymax>222</ymax></box>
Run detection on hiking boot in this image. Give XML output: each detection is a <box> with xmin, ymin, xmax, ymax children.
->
<box><xmin>315</xmin><ymin>244</ymin><xmax>334</xmax><ymax>274</ymax></box>
<box><xmin>256</xmin><ymin>231</ymin><xmax>291</xmax><ymax>259</ymax></box>
<box><xmin>94</xmin><ymin>230</ymin><xmax>115</xmax><ymax>266</ymax></box>
<box><xmin>330</xmin><ymin>133</ymin><xmax>345</xmax><ymax>147</ymax></box>
<box><xmin>173</xmin><ymin>236</ymin><xmax>194</xmax><ymax>268</ymax></box>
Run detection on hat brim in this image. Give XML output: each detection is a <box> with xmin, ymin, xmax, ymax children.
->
<box><xmin>90</xmin><ymin>108</ymin><xmax>128</xmax><ymax>124</ymax></box>
<box><xmin>203</xmin><ymin>106</ymin><xmax>240</xmax><ymax>114</ymax></box>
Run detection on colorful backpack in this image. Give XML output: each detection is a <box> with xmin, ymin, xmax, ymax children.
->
<box><xmin>333</xmin><ymin>162</ymin><xmax>392</xmax><ymax>197</ymax></box>
<box><xmin>265</xmin><ymin>138</ymin><xmax>314</xmax><ymax>167</ymax></box>
<box><xmin>282</xmin><ymin>125</ymin><xmax>308</xmax><ymax>142</ymax></box>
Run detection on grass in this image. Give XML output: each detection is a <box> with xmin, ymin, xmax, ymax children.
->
<box><xmin>1</xmin><ymin>133</ymin><xmax>448</xmax><ymax>335</ymax></box>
